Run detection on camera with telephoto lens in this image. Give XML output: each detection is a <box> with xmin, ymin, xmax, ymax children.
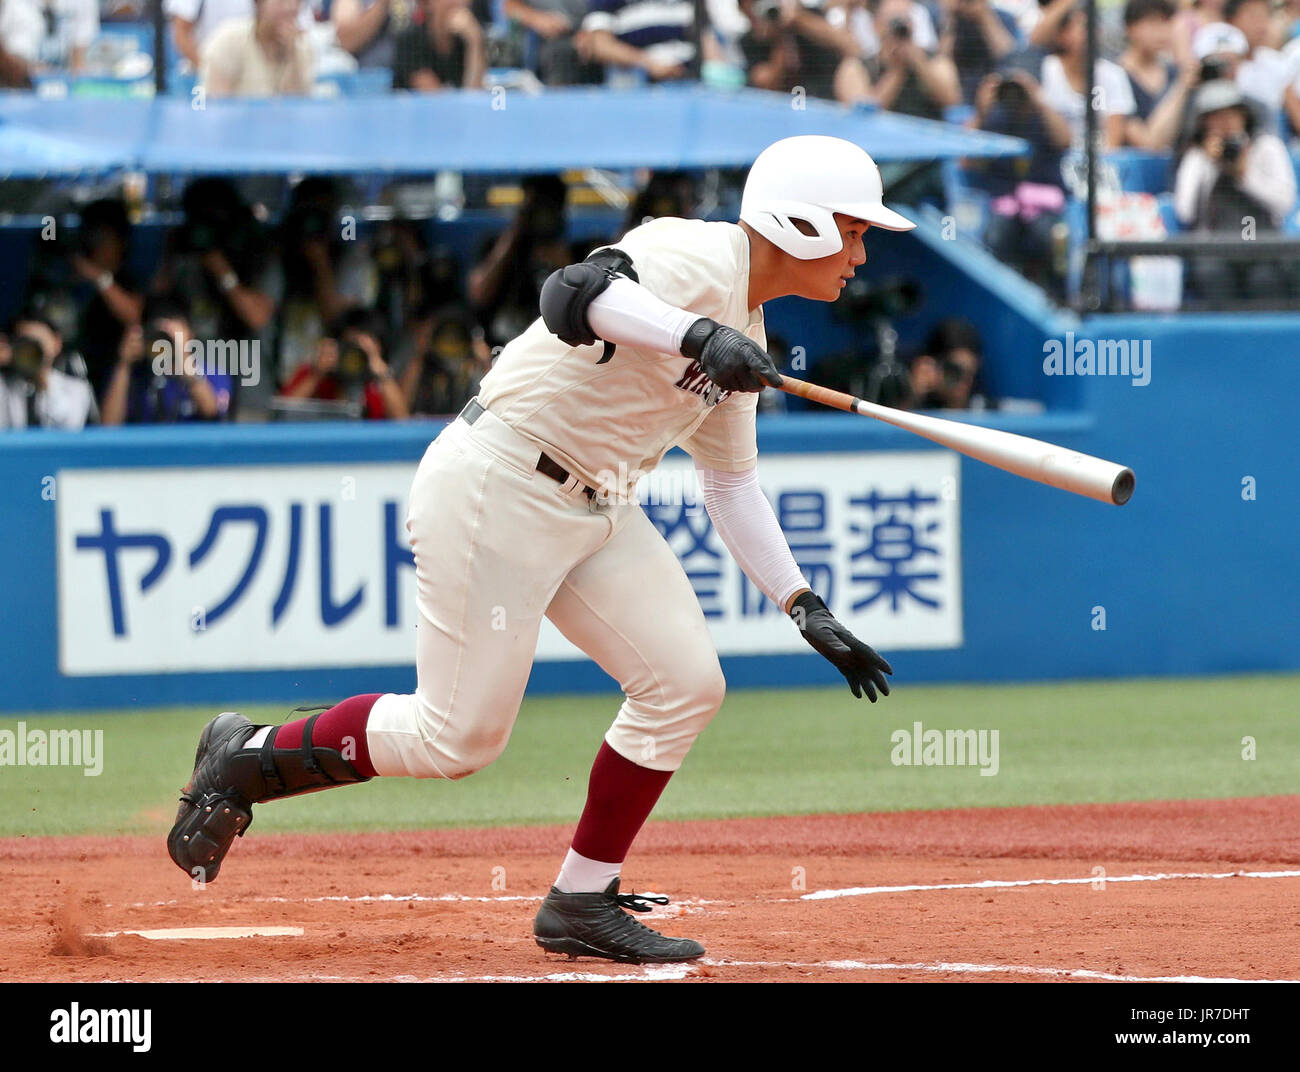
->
<box><xmin>144</xmin><ymin>325</ymin><xmax>176</xmax><ymax>372</ymax></box>
<box><xmin>4</xmin><ymin>334</ymin><xmax>45</xmax><ymax>384</ymax></box>
<box><xmin>1220</xmin><ymin>133</ymin><xmax>1247</xmax><ymax>165</ymax></box>
<box><xmin>995</xmin><ymin>76</ymin><xmax>1029</xmax><ymax>109</ymax></box>
<box><xmin>335</xmin><ymin>340</ymin><xmax>373</xmax><ymax>388</ymax></box>
<box><xmin>284</xmin><ymin>205</ymin><xmax>333</xmax><ymax>243</ymax></box>
<box><xmin>1199</xmin><ymin>56</ymin><xmax>1230</xmax><ymax>83</ymax></box>
<box><xmin>889</xmin><ymin>16</ymin><xmax>911</xmax><ymax>39</ymax></box>
<box><xmin>834</xmin><ymin>276</ymin><xmax>922</xmax><ymax>322</ymax></box>
<box><xmin>942</xmin><ymin>356</ymin><xmax>972</xmax><ymax>388</ymax></box>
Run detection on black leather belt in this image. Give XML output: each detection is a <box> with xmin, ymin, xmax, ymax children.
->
<box><xmin>459</xmin><ymin>399</ymin><xmax>597</xmax><ymax>500</ymax></box>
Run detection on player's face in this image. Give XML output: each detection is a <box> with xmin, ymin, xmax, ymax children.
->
<box><xmin>796</xmin><ymin>214</ymin><xmax>869</xmax><ymax>302</ymax></box>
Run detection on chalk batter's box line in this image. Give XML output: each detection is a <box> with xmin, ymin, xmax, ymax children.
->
<box><xmin>795</xmin><ymin>868</ymin><xmax>1300</xmax><ymax>901</ymax></box>
<box><xmin>84</xmin><ymin>869</ymin><xmax>1300</xmax><ymax>912</ymax></box>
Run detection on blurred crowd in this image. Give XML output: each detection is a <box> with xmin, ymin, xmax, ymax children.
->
<box><xmin>4</xmin><ymin>1</ymin><xmax>1300</xmax><ymax>294</ymax></box>
<box><xmin>5</xmin><ymin>0</ymin><xmax>1300</xmax><ymax>428</ymax></box>
<box><xmin>0</xmin><ymin>169</ymin><xmax>993</xmax><ymax>429</ymax></box>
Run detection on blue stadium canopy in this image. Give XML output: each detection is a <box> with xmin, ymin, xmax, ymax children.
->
<box><xmin>0</xmin><ymin>85</ymin><xmax>1026</xmax><ymax>178</ymax></box>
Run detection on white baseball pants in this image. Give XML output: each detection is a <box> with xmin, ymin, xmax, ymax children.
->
<box><xmin>365</xmin><ymin>405</ymin><xmax>725</xmax><ymax>779</ymax></box>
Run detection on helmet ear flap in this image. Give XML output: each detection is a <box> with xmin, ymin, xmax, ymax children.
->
<box><xmin>740</xmin><ymin>200</ymin><xmax>843</xmax><ymax>260</ymax></box>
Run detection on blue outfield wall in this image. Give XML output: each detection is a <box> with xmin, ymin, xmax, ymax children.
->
<box><xmin>1</xmin><ymin>309</ymin><xmax>1296</xmax><ymax>712</ymax></box>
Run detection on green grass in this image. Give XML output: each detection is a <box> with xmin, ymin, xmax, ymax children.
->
<box><xmin>2</xmin><ymin>674</ymin><xmax>1297</xmax><ymax>837</ymax></box>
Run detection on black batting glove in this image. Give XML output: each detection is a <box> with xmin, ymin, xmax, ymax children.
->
<box><xmin>680</xmin><ymin>317</ymin><xmax>783</xmax><ymax>393</ymax></box>
<box><xmin>790</xmin><ymin>591</ymin><xmax>893</xmax><ymax>702</ymax></box>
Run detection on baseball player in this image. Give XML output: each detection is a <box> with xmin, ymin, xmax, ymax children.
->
<box><xmin>169</xmin><ymin>135</ymin><xmax>912</xmax><ymax>964</ymax></box>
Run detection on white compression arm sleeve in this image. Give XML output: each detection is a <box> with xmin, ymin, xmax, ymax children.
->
<box><xmin>695</xmin><ymin>463</ymin><xmax>810</xmax><ymax>612</ymax></box>
<box><xmin>585</xmin><ymin>276</ymin><xmax>702</xmax><ymax>355</ymax></box>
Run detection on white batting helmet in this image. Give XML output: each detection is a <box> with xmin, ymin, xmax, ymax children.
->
<box><xmin>740</xmin><ymin>136</ymin><xmax>916</xmax><ymax>260</ymax></box>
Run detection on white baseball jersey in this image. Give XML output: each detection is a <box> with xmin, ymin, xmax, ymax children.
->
<box><xmin>477</xmin><ymin>217</ymin><xmax>766</xmax><ymax>488</ymax></box>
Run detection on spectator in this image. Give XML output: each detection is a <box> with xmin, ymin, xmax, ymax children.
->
<box><xmin>1173</xmin><ymin>79</ymin><xmax>1297</xmax><ymax>299</ymax></box>
<box><xmin>392</xmin><ymin>0</ymin><xmax>486</xmax><ymax>89</ymax></box>
<box><xmin>100</xmin><ymin>296</ymin><xmax>232</xmax><ymax>425</ymax></box>
<box><xmin>1271</xmin><ymin>0</ymin><xmax>1300</xmax><ymax>47</ymax></box>
<box><xmin>738</xmin><ymin>0</ymin><xmax>872</xmax><ymax>104</ymax></box>
<box><xmin>332</xmin><ymin>0</ymin><xmax>417</xmax><ymax>69</ymax></box>
<box><xmin>969</xmin><ymin>65</ymin><xmax>1071</xmax><ymax>293</ymax></box>
<box><xmin>468</xmin><ymin>174</ymin><xmax>574</xmax><ymax>349</ymax></box>
<box><xmin>1226</xmin><ymin>0</ymin><xmax>1300</xmax><ymax>128</ymax></box>
<box><xmin>152</xmin><ymin>178</ymin><xmax>274</xmax><ymax>413</ymax></box>
<box><xmin>505</xmin><ymin>0</ymin><xmax>603</xmax><ymax>84</ymax></box>
<box><xmin>827</xmin><ymin>0</ymin><xmax>940</xmax><ymax>58</ymax></box>
<box><xmin>268</xmin><ymin>176</ymin><xmax>376</xmax><ymax>386</ymax></box>
<box><xmin>279</xmin><ymin>307</ymin><xmax>410</xmax><ymax>418</ymax></box>
<box><xmin>201</xmin><ymin>0</ymin><xmax>316</xmax><ymax>97</ymax></box>
<box><xmin>1037</xmin><ymin>3</ymin><xmax>1138</xmax><ymax>149</ymax></box>
<box><xmin>0</xmin><ymin>311</ymin><xmax>95</xmax><ymax>430</ymax></box>
<box><xmin>1173</xmin><ymin>0</ymin><xmax>1227</xmax><ymax>71</ymax></box>
<box><xmin>941</xmin><ymin>0</ymin><xmax>1020</xmax><ymax>105</ymax></box>
<box><xmin>1121</xmin><ymin>0</ymin><xmax>1177</xmax><ymax>119</ymax></box>
<box><xmin>0</xmin><ymin>0</ymin><xmax>98</xmax><ymax>75</ymax></box>
<box><xmin>1191</xmin><ymin>16</ymin><xmax>1247</xmax><ymax>80</ymax></box>
<box><xmin>371</xmin><ymin>220</ymin><xmax>464</xmax><ymax>350</ymax></box>
<box><xmin>866</xmin><ymin>0</ymin><xmax>962</xmax><ymax>120</ymax></box>
<box><xmin>71</xmin><ymin>198</ymin><xmax>145</xmax><ymax>401</ymax></box>
<box><xmin>400</xmin><ymin>305</ymin><xmax>491</xmax><ymax>416</ymax></box>
<box><xmin>623</xmin><ymin>169</ymin><xmax>698</xmax><ymax>231</ymax></box>
<box><xmin>1121</xmin><ymin>0</ymin><xmax>1196</xmax><ymax>148</ymax></box>
<box><xmin>581</xmin><ymin>0</ymin><xmax>701</xmax><ymax>82</ymax></box>
<box><xmin>903</xmin><ymin>317</ymin><xmax>989</xmax><ymax>410</ymax></box>
<box><xmin>0</xmin><ymin>0</ymin><xmax>37</xmax><ymax>85</ymax></box>
<box><xmin>167</xmin><ymin>0</ymin><xmax>253</xmax><ymax>70</ymax></box>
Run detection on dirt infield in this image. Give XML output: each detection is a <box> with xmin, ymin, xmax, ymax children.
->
<box><xmin>4</xmin><ymin>796</ymin><xmax>1299</xmax><ymax>982</ymax></box>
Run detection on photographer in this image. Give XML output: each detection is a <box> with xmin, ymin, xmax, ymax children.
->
<box><xmin>1174</xmin><ymin>78</ymin><xmax>1296</xmax><ymax>301</ymax></box>
<box><xmin>279</xmin><ymin>307</ymin><xmax>409</xmax><ymax>419</ymax></box>
<box><xmin>152</xmin><ymin>178</ymin><xmax>274</xmax><ymax>413</ymax></box>
<box><xmin>903</xmin><ymin>317</ymin><xmax>989</xmax><ymax>410</ymax></box>
<box><xmin>400</xmin><ymin>305</ymin><xmax>491</xmax><ymax>416</ymax></box>
<box><xmin>269</xmin><ymin>176</ymin><xmax>376</xmax><ymax>386</ymax></box>
<box><xmin>467</xmin><ymin>174</ymin><xmax>574</xmax><ymax>350</ymax></box>
<box><xmin>100</xmin><ymin>296</ymin><xmax>231</xmax><ymax>425</ymax></box>
<box><xmin>867</xmin><ymin>0</ymin><xmax>962</xmax><ymax>119</ymax></box>
<box><xmin>69</xmin><ymin>197</ymin><xmax>145</xmax><ymax>401</ymax></box>
<box><xmin>969</xmin><ymin>65</ymin><xmax>1071</xmax><ymax>292</ymax></box>
<box><xmin>0</xmin><ymin>311</ymin><xmax>95</xmax><ymax>431</ymax></box>
<box><xmin>940</xmin><ymin>0</ymin><xmax>1020</xmax><ymax>104</ymax></box>
<box><xmin>739</xmin><ymin>0</ymin><xmax>873</xmax><ymax>104</ymax></box>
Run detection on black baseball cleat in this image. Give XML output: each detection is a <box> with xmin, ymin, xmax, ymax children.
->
<box><xmin>533</xmin><ymin>879</ymin><xmax>705</xmax><ymax>964</ymax></box>
<box><xmin>167</xmin><ymin>709</ymin><xmax>370</xmax><ymax>884</ymax></box>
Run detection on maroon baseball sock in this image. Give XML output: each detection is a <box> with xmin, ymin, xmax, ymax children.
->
<box><xmin>272</xmin><ymin>694</ymin><xmax>381</xmax><ymax>779</ymax></box>
<box><xmin>570</xmin><ymin>742</ymin><xmax>673</xmax><ymax>865</ymax></box>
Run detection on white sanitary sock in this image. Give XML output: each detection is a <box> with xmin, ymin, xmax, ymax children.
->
<box><xmin>553</xmin><ymin>848</ymin><xmax>622</xmax><ymax>894</ymax></box>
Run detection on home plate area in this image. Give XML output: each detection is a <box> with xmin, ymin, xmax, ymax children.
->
<box><xmin>6</xmin><ymin>798</ymin><xmax>1299</xmax><ymax>982</ymax></box>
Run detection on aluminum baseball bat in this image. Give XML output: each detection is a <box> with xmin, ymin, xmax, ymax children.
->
<box><xmin>776</xmin><ymin>376</ymin><xmax>1135</xmax><ymax>506</ymax></box>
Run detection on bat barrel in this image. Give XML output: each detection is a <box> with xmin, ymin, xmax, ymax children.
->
<box><xmin>1112</xmin><ymin>468</ymin><xmax>1136</xmax><ymax>506</ymax></box>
